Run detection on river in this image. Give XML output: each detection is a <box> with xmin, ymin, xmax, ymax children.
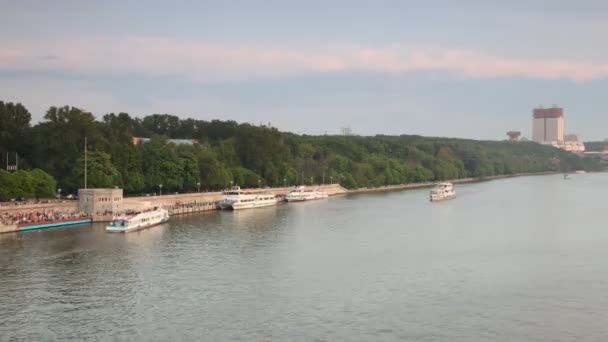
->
<box><xmin>1</xmin><ymin>173</ymin><xmax>608</xmax><ymax>341</ymax></box>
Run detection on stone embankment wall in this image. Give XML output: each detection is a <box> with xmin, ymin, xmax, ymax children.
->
<box><xmin>0</xmin><ymin>174</ymin><xmax>557</xmax><ymax>229</ymax></box>
<box><xmin>0</xmin><ymin>224</ymin><xmax>17</xmax><ymax>234</ymax></box>
<box><xmin>346</xmin><ymin>178</ymin><xmax>477</xmax><ymax>194</ymax></box>
<box><xmin>123</xmin><ymin>184</ymin><xmax>349</xmax><ymax>211</ymax></box>
<box><xmin>0</xmin><ymin>185</ymin><xmax>349</xmax><ymax>226</ymax></box>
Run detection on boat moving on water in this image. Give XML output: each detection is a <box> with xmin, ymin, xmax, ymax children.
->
<box><xmin>430</xmin><ymin>182</ymin><xmax>456</xmax><ymax>202</ymax></box>
<box><xmin>106</xmin><ymin>207</ymin><xmax>169</xmax><ymax>233</ymax></box>
<box><xmin>219</xmin><ymin>186</ymin><xmax>280</xmax><ymax>210</ymax></box>
<box><xmin>285</xmin><ymin>186</ymin><xmax>329</xmax><ymax>202</ymax></box>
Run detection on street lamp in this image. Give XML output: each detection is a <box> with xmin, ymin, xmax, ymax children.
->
<box><xmin>57</xmin><ymin>188</ymin><xmax>62</xmax><ymax>199</ymax></box>
<box><xmin>197</xmin><ymin>181</ymin><xmax>201</xmax><ymax>193</ymax></box>
<box><xmin>230</xmin><ymin>180</ymin><xmax>234</xmax><ymax>187</ymax></box>
<box><xmin>159</xmin><ymin>184</ymin><xmax>163</xmax><ymax>196</ymax></box>
<box><xmin>258</xmin><ymin>178</ymin><xmax>261</xmax><ymax>188</ymax></box>
<box><xmin>283</xmin><ymin>177</ymin><xmax>287</xmax><ymax>187</ymax></box>
<box><xmin>310</xmin><ymin>176</ymin><xmax>313</xmax><ymax>185</ymax></box>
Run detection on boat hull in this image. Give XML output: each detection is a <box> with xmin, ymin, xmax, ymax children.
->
<box><xmin>17</xmin><ymin>217</ymin><xmax>92</xmax><ymax>231</ymax></box>
<box><xmin>430</xmin><ymin>194</ymin><xmax>456</xmax><ymax>202</ymax></box>
<box><xmin>220</xmin><ymin>199</ymin><xmax>279</xmax><ymax>210</ymax></box>
<box><xmin>285</xmin><ymin>195</ymin><xmax>328</xmax><ymax>202</ymax></box>
<box><xmin>106</xmin><ymin>218</ymin><xmax>169</xmax><ymax>233</ymax></box>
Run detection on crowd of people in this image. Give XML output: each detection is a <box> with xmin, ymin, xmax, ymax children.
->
<box><xmin>0</xmin><ymin>209</ymin><xmax>88</xmax><ymax>226</ymax></box>
<box><xmin>0</xmin><ymin>199</ymin><xmax>66</xmax><ymax>207</ymax></box>
<box><xmin>0</xmin><ymin>200</ymin><xmax>220</xmax><ymax>226</ymax></box>
<box><xmin>170</xmin><ymin>200</ymin><xmax>219</xmax><ymax>210</ymax></box>
<box><xmin>117</xmin><ymin>207</ymin><xmax>161</xmax><ymax>217</ymax></box>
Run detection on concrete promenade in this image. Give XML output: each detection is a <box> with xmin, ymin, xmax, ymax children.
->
<box><xmin>123</xmin><ymin>184</ymin><xmax>349</xmax><ymax>211</ymax></box>
<box><xmin>0</xmin><ymin>174</ymin><xmax>556</xmax><ymax>232</ymax></box>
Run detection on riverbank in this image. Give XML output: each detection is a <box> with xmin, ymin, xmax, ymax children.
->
<box><xmin>0</xmin><ymin>172</ymin><xmax>562</xmax><ymax>232</ymax></box>
<box><xmin>346</xmin><ymin>171</ymin><xmax>558</xmax><ymax>195</ymax></box>
<box><xmin>123</xmin><ymin>184</ymin><xmax>349</xmax><ymax>211</ymax></box>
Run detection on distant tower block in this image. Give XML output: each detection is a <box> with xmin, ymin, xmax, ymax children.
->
<box><xmin>532</xmin><ymin>106</ymin><xmax>564</xmax><ymax>143</ymax></box>
<box><xmin>507</xmin><ymin>131</ymin><xmax>521</xmax><ymax>141</ymax></box>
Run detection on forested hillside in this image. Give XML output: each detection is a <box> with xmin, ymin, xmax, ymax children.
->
<box><xmin>584</xmin><ymin>141</ymin><xmax>608</xmax><ymax>152</ymax></box>
<box><xmin>0</xmin><ymin>101</ymin><xmax>602</xmax><ymax>196</ymax></box>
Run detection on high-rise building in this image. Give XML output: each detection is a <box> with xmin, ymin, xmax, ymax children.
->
<box><xmin>532</xmin><ymin>107</ymin><xmax>564</xmax><ymax>143</ymax></box>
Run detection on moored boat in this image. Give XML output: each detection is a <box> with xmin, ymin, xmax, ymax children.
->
<box><xmin>17</xmin><ymin>216</ymin><xmax>92</xmax><ymax>231</ymax></box>
<box><xmin>218</xmin><ymin>186</ymin><xmax>279</xmax><ymax>210</ymax></box>
<box><xmin>430</xmin><ymin>182</ymin><xmax>456</xmax><ymax>202</ymax></box>
<box><xmin>106</xmin><ymin>207</ymin><xmax>169</xmax><ymax>233</ymax></box>
<box><xmin>285</xmin><ymin>186</ymin><xmax>329</xmax><ymax>202</ymax></box>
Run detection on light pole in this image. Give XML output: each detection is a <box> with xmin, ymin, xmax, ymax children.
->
<box><xmin>230</xmin><ymin>180</ymin><xmax>234</xmax><ymax>187</ymax></box>
<box><xmin>283</xmin><ymin>177</ymin><xmax>287</xmax><ymax>187</ymax></box>
<box><xmin>258</xmin><ymin>178</ymin><xmax>261</xmax><ymax>188</ymax></box>
<box><xmin>310</xmin><ymin>176</ymin><xmax>313</xmax><ymax>185</ymax></box>
<box><xmin>57</xmin><ymin>188</ymin><xmax>62</xmax><ymax>199</ymax></box>
<box><xmin>159</xmin><ymin>184</ymin><xmax>163</xmax><ymax>196</ymax></box>
<box><xmin>197</xmin><ymin>181</ymin><xmax>201</xmax><ymax>193</ymax></box>
<box><xmin>330</xmin><ymin>176</ymin><xmax>333</xmax><ymax>184</ymax></box>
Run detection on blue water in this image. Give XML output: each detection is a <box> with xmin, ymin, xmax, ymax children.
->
<box><xmin>1</xmin><ymin>173</ymin><xmax>608</xmax><ymax>341</ymax></box>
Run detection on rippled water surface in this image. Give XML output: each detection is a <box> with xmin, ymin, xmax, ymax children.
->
<box><xmin>2</xmin><ymin>173</ymin><xmax>608</xmax><ymax>341</ymax></box>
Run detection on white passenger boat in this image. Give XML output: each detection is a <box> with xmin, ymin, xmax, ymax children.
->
<box><xmin>106</xmin><ymin>207</ymin><xmax>169</xmax><ymax>233</ymax></box>
<box><xmin>430</xmin><ymin>182</ymin><xmax>456</xmax><ymax>202</ymax></box>
<box><xmin>218</xmin><ymin>186</ymin><xmax>279</xmax><ymax>210</ymax></box>
<box><xmin>285</xmin><ymin>186</ymin><xmax>329</xmax><ymax>202</ymax></box>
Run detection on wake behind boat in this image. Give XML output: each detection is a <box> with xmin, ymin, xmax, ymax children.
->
<box><xmin>285</xmin><ymin>186</ymin><xmax>329</xmax><ymax>202</ymax></box>
<box><xmin>106</xmin><ymin>207</ymin><xmax>169</xmax><ymax>233</ymax></box>
<box><xmin>430</xmin><ymin>182</ymin><xmax>456</xmax><ymax>202</ymax></box>
<box><xmin>218</xmin><ymin>186</ymin><xmax>280</xmax><ymax>210</ymax></box>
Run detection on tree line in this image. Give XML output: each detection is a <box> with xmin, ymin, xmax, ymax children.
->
<box><xmin>0</xmin><ymin>100</ymin><xmax>602</xmax><ymax>199</ymax></box>
<box><xmin>584</xmin><ymin>141</ymin><xmax>608</xmax><ymax>152</ymax></box>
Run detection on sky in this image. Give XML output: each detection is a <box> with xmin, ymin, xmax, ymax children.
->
<box><xmin>1</xmin><ymin>0</ymin><xmax>608</xmax><ymax>140</ymax></box>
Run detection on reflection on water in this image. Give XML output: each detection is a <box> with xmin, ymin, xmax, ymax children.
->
<box><xmin>2</xmin><ymin>173</ymin><xmax>608</xmax><ymax>341</ymax></box>
<box><xmin>226</xmin><ymin>205</ymin><xmax>280</xmax><ymax>229</ymax></box>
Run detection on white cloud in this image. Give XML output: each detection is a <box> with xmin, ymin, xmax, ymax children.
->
<box><xmin>2</xmin><ymin>36</ymin><xmax>608</xmax><ymax>82</ymax></box>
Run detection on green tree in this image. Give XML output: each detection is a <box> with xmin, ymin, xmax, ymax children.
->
<box><xmin>30</xmin><ymin>105</ymin><xmax>104</xmax><ymax>191</ymax></box>
<box><xmin>30</xmin><ymin>169</ymin><xmax>57</xmax><ymax>199</ymax></box>
<box><xmin>0</xmin><ymin>101</ymin><xmax>32</xmax><ymax>164</ymax></box>
<box><xmin>73</xmin><ymin>151</ymin><xmax>121</xmax><ymax>189</ymax></box>
<box><xmin>199</xmin><ymin>149</ymin><xmax>231</xmax><ymax>189</ymax></box>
